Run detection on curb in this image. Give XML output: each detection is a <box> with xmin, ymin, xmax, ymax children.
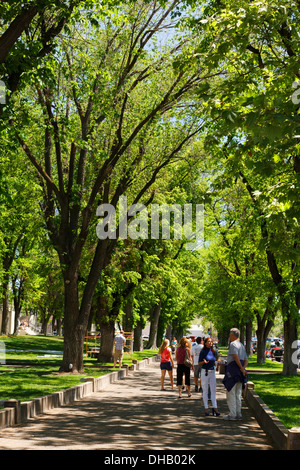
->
<box><xmin>243</xmin><ymin>381</ymin><xmax>300</xmax><ymax>450</ymax></box>
<box><xmin>0</xmin><ymin>355</ymin><xmax>157</xmax><ymax>431</ymax></box>
<box><xmin>1</xmin><ymin>357</ymin><xmax>299</xmax><ymax>450</ymax></box>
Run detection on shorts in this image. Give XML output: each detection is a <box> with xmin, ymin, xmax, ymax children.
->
<box><xmin>114</xmin><ymin>349</ymin><xmax>123</xmax><ymax>361</ymax></box>
<box><xmin>160</xmin><ymin>362</ymin><xmax>173</xmax><ymax>371</ymax></box>
<box><xmin>194</xmin><ymin>365</ymin><xmax>201</xmax><ymax>378</ymax></box>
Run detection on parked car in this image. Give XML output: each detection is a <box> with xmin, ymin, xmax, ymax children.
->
<box><xmin>270</xmin><ymin>346</ymin><xmax>284</xmax><ymax>362</ymax></box>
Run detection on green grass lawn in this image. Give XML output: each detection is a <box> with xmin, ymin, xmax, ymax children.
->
<box><xmin>248</xmin><ymin>373</ymin><xmax>300</xmax><ymax>429</ymax></box>
<box><xmin>0</xmin><ymin>335</ymin><xmax>157</xmax><ymax>402</ymax></box>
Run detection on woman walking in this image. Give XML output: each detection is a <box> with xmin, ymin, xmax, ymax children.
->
<box><xmin>199</xmin><ymin>336</ymin><xmax>220</xmax><ymax>416</ymax></box>
<box><xmin>159</xmin><ymin>339</ymin><xmax>174</xmax><ymax>390</ymax></box>
<box><xmin>175</xmin><ymin>337</ymin><xmax>193</xmax><ymax>398</ymax></box>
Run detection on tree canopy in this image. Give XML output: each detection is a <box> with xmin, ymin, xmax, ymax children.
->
<box><xmin>0</xmin><ymin>0</ymin><xmax>299</xmax><ymax>376</ymax></box>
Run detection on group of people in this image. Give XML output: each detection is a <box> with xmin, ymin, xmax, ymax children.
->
<box><xmin>158</xmin><ymin>328</ymin><xmax>248</xmax><ymax>420</ymax></box>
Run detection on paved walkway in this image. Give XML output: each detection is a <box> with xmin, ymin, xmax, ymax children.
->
<box><xmin>0</xmin><ymin>359</ymin><xmax>274</xmax><ymax>451</ymax></box>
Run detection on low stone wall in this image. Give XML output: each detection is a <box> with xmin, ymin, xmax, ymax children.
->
<box><xmin>0</xmin><ymin>355</ymin><xmax>157</xmax><ymax>431</ymax></box>
<box><xmin>2</xmin><ymin>357</ymin><xmax>299</xmax><ymax>450</ymax></box>
<box><xmin>243</xmin><ymin>381</ymin><xmax>300</xmax><ymax>450</ymax></box>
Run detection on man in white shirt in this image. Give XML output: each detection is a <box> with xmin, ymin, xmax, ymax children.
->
<box><xmin>113</xmin><ymin>331</ymin><xmax>126</xmax><ymax>368</ymax></box>
<box><xmin>224</xmin><ymin>328</ymin><xmax>248</xmax><ymax>420</ymax></box>
<box><xmin>191</xmin><ymin>337</ymin><xmax>204</xmax><ymax>391</ymax></box>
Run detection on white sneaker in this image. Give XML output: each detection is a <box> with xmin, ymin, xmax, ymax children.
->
<box><xmin>223</xmin><ymin>415</ymin><xmax>237</xmax><ymax>420</ymax></box>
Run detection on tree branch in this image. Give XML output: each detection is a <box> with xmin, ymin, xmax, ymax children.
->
<box><xmin>0</xmin><ymin>5</ymin><xmax>38</xmax><ymax>64</ymax></box>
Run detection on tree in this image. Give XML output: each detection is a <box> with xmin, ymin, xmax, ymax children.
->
<box><xmin>0</xmin><ymin>1</ymin><xmax>93</xmax><ymax>94</ymax></box>
<box><xmin>94</xmin><ymin>155</ymin><xmax>206</xmax><ymax>359</ymax></box>
<box><xmin>0</xmin><ymin>144</ymin><xmax>44</xmax><ymax>334</ymax></box>
<box><xmin>175</xmin><ymin>138</ymin><xmax>283</xmax><ymax>359</ymax></box>
<box><xmin>183</xmin><ymin>0</ymin><xmax>300</xmax><ymax>374</ymax></box>
<box><xmin>7</xmin><ymin>0</ymin><xmax>208</xmax><ymax>372</ymax></box>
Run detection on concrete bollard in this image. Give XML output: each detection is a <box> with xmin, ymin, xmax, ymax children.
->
<box><xmin>3</xmin><ymin>399</ymin><xmax>21</xmax><ymax>424</ymax></box>
<box><xmin>81</xmin><ymin>377</ymin><xmax>96</xmax><ymax>392</ymax></box>
<box><xmin>118</xmin><ymin>368</ymin><xmax>127</xmax><ymax>380</ymax></box>
<box><xmin>287</xmin><ymin>427</ymin><xmax>300</xmax><ymax>450</ymax></box>
<box><xmin>0</xmin><ymin>407</ymin><xmax>15</xmax><ymax>428</ymax></box>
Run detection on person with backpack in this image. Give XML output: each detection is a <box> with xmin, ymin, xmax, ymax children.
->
<box><xmin>199</xmin><ymin>336</ymin><xmax>220</xmax><ymax>416</ymax></box>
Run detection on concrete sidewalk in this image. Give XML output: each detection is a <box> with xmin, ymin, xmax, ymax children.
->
<box><xmin>0</xmin><ymin>359</ymin><xmax>274</xmax><ymax>450</ymax></box>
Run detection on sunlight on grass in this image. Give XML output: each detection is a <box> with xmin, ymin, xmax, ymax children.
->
<box><xmin>248</xmin><ymin>373</ymin><xmax>300</xmax><ymax>429</ymax></box>
<box><xmin>0</xmin><ymin>335</ymin><xmax>158</xmax><ymax>403</ymax></box>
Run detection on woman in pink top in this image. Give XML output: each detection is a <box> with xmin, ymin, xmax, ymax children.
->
<box><xmin>175</xmin><ymin>337</ymin><xmax>193</xmax><ymax>398</ymax></box>
<box><xmin>158</xmin><ymin>339</ymin><xmax>174</xmax><ymax>390</ymax></box>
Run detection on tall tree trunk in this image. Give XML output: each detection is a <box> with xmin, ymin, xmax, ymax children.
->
<box><xmin>61</xmin><ymin>322</ymin><xmax>86</xmax><ymax>373</ymax></box>
<box><xmin>146</xmin><ymin>299</ymin><xmax>161</xmax><ymax>349</ymax></box>
<box><xmin>96</xmin><ymin>295</ymin><xmax>115</xmax><ymax>363</ymax></box>
<box><xmin>218</xmin><ymin>327</ymin><xmax>230</xmax><ymax>347</ymax></box>
<box><xmin>256</xmin><ymin>299</ymin><xmax>274</xmax><ymax>364</ymax></box>
<box><xmin>57</xmin><ymin>318</ymin><xmax>63</xmax><ymax>336</ymax></box>
<box><xmin>239</xmin><ymin>325</ymin><xmax>245</xmax><ymax>345</ymax></box>
<box><xmin>41</xmin><ymin>309</ymin><xmax>49</xmax><ymax>336</ymax></box>
<box><xmin>99</xmin><ymin>319</ymin><xmax>115</xmax><ymax>363</ymax></box>
<box><xmin>59</xmin><ymin>269</ymin><xmax>86</xmax><ymax>373</ymax></box>
<box><xmin>165</xmin><ymin>324</ymin><xmax>172</xmax><ymax>342</ymax></box>
<box><xmin>87</xmin><ymin>303</ymin><xmax>95</xmax><ymax>333</ymax></box>
<box><xmin>13</xmin><ymin>277</ymin><xmax>23</xmax><ymax>335</ymax></box>
<box><xmin>123</xmin><ymin>299</ymin><xmax>134</xmax><ymax>333</ymax></box>
<box><xmin>133</xmin><ymin>320</ymin><xmax>144</xmax><ymax>351</ymax></box>
<box><xmin>59</xmin><ymin>239</ymin><xmax>112</xmax><ymax>372</ymax></box>
<box><xmin>1</xmin><ymin>282</ymin><xmax>10</xmax><ymax>335</ymax></box>
<box><xmin>245</xmin><ymin>320</ymin><xmax>253</xmax><ymax>357</ymax></box>
<box><xmin>13</xmin><ymin>304</ymin><xmax>21</xmax><ymax>335</ymax></box>
<box><xmin>283</xmin><ymin>312</ymin><xmax>298</xmax><ymax>376</ymax></box>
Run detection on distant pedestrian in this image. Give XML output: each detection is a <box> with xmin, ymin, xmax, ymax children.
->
<box><xmin>113</xmin><ymin>330</ymin><xmax>126</xmax><ymax>368</ymax></box>
<box><xmin>199</xmin><ymin>336</ymin><xmax>220</xmax><ymax>416</ymax></box>
<box><xmin>158</xmin><ymin>339</ymin><xmax>174</xmax><ymax>390</ymax></box>
<box><xmin>176</xmin><ymin>337</ymin><xmax>193</xmax><ymax>398</ymax></box>
<box><xmin>191</xmin><ymin>337</ymin><xmax>203</xmax><ymax>392</ymax></box>
<box><xmin>223</xmin><ymin>328</ymin><xmax>248</xmax><ymax>421</ymax></box>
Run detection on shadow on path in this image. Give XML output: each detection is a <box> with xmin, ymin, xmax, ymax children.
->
<box><xmin>0</xmin><ymin>360</ymin><xmax>275</xmax><ymax>450</ymax></box>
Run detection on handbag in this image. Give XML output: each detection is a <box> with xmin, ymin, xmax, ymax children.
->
<box><xmin>184</xmin><ymin>349</ymin><xmax>193</xmax><ymax>368</ymax></box>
